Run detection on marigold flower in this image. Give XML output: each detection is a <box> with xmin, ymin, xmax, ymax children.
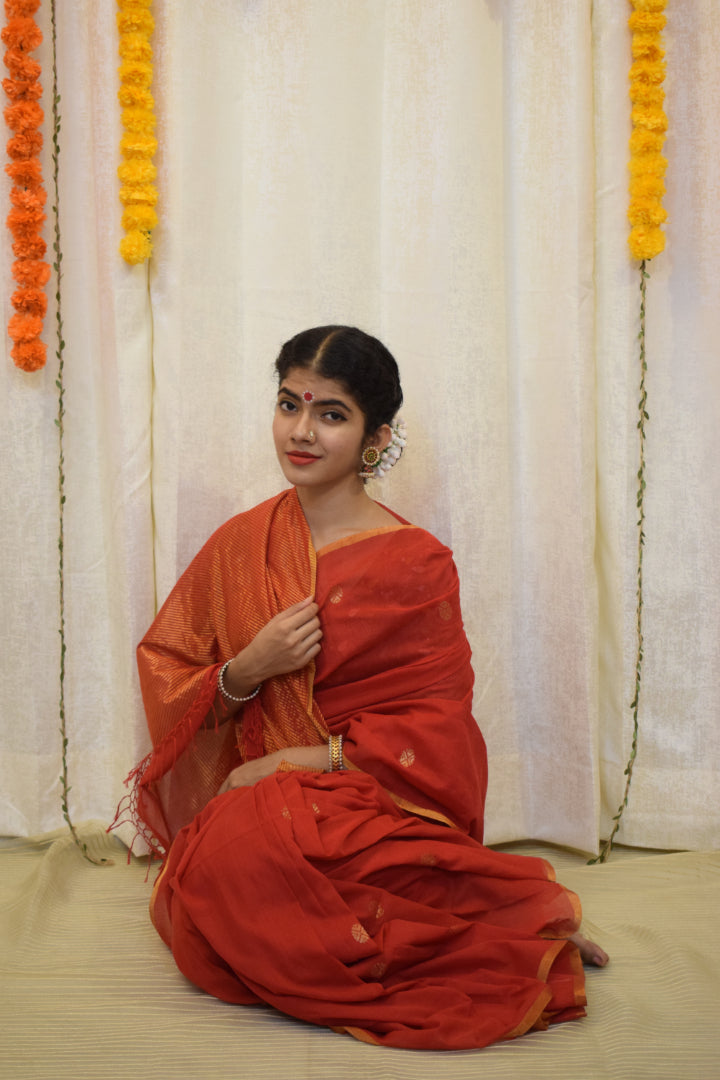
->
<box><xmin>121</xmin><ymin>204</ymin><xmax>158</xmax><ymax>231</ymax></box>
<box><xmin>3</xmin><ymin>47</ymin><xmax>41</xmax><ymax>81</ymax></box>
<box><xmin>6</xmin><ymin>205</ymin><xmax>45</xmax><ymax>236</ymax></box>
<box><xmin>5</xmin><ymin>1</ymin><xmax>42</xmax><ymax>15</ymax></box>
<box><xmin>119</xmin><ymin>228</ymin><xmax>152</xmax><ymax>263</ymax></box>
<box><xmin>10</xmin><ymin>339</ymin><xmax>45</xmax><ymax>371</ymax></box>
<box><xmin>11</xmin><ymin>258</ymin><xmax>51</xmax><ymax>286</ymax></box>
<box><xmin>5</xmin><ymin>157</ymin><xmax>42</xmax><ymax>183</ymax></box>
<box><xmin>9</xmin><ymin>185</ymin><xmax>46</xmax><ymax>209</ymax></box>
<box><xmin>630</xmin><ymin>174</ymin><xmax>666</xmax><ymax>199</ymax></box>
<box><xmin>1</xmin><ymin>15</ymin><xmax>43</xmax><ymax>50</ymax></box>
<box><xmin>7</xmin><ymin>130</ymin><xmax>43</xmax><ymax>157</ymax></box>
<box><xmin>2</xmin><ymin>75</ymin><xmax>42</xmax><ymax>100</ymax></box>
<box><xmin>630</xmin><ymin>228</ymin><xmax>666</xmax><ymax>257</ymax></box>
<box><xmin>628</xmin><ymin>200</ymin><xmax>667</xmax><ymax>227</ymax></box>
<box><xmin>631</xmin><ymin>34</ymin><xmax>664</xmax><ymax>60</ymax></box>
<box><xmin>118</xmin><ymin>59</ymin><xmax>153</xmax><ymax>88</ymax></box>
<box><xmin>8</xmin><ymin>310</ymin><xmax>43</xmax><ymax>341</ymax></box>
<box><xmin>118</xmin><ymin>182</ymin><xmax>158</xmax><ymax>206</ymax></box>
<box><xmin>3</xmin><ymin>98</ymin><xmax>43</xmax><ymax>131</ymax></box>
<box><xmin>12</xmin><ymin>234</ymin><xmax>46</xmax><ymax>259</ymax></box>
<box><xmin>629</xmin><ymin>128</ymin><xmax>665</xmax><ymax>154</ymax></box>
<box><xmin>119</xmin><ymin>33</ymin><xmax>153</xmax><ymax>62</ymax></box>
<box><xmin>120</xmin><ymin>132</ymin><xmax>157</xmax><ymax>158</ymax></box>
<box><xmin>117</xmin><ymin>83</ymin><xmax>154</xmax><ymax>110</ymax></box>
<box><xmin>629</xmin><ymin>58</ymin><xmax>665</xmax><ymax>84</ymax></box>
<box><xmin>121</xmin><ymin>106</ymin><xmax>156</xmax><ymax>134</ymax></box>
<box><xmin>629</xmin><ymin>11</ymin><xmax>666</xmax><ymax>32</ymax></box>
<box><xmin>117</xmin><ymin>9</ymin><xmax>154</xmax><ymax>36</ymax></box>
<box><xmin>118</xmin><ymin>158</ymin><xmax>156</xmax><ymax>185</ymax></box>
<box><xmin>628</xmin><ymin>152</ymin><xmax>667</xmax><ymax>176</ymax></box>
<box><xmin>11</xmin><ymin>284</ymin><xmax>47</xmax><ymax>316</ymax></box>
<box><xmin>631</xmin><ymin>107</ymin><xmax>667</xmax><ymax>133</ymax></box>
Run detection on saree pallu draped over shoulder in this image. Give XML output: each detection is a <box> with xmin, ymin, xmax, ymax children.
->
<box><xmin>119</xmin><ymin>489</ymin><xmax>587</xmax><ymax>1050</ymax></box>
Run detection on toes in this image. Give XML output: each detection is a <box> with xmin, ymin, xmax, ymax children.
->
<box><xmin>569</xmin><ymin>932</ymin><xmax>609</xmax><ymax>967</ymax></box>
<box><xmin>591</xmin><ymin>946</ymin><xmax>609</xmax><ymax>968</ymax></box>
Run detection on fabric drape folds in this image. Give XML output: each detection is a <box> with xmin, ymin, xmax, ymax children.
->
<box><xmin>123</xmin><ymin>489</ymin><xmax>488</xmax><ymax>852</ymax></box>
<box><xmin>154</xmin><ymin>771</ymin><xmax>586</xmax><ymax>1050</ymax></box>
<box><xmin>125</xmin><ymin>490</ymin><xmax>327</xmax><ymax>852</ymax></box>
<box><xmin>140</xmin><ymin>490</ymin><xmax>585</xmax><ymax>1050</ymax></box>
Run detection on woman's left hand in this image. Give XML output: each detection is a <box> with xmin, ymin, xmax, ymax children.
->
<box><xmin>216</xmin><ymin>750</ymin><xmax>284</xmax><ymax>794</ymax></box>
<box><xmin>216</xmin><ymin>744</ymin><xmax>329</xmax><ymax>795</ymax></box>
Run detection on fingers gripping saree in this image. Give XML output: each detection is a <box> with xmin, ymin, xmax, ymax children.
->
<box><xmin>121</xmin><ymin>489</ymin><xmax>586</xmax><ymax>1050</ymax></box>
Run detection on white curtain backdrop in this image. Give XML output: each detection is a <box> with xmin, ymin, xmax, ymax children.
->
<box><xmin>1</xmin><ymin>0</ymin><xmax>718</xmax><ymax>854</ymax></box>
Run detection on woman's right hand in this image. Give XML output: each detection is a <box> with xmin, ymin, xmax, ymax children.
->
<box><xmin>224</xmin><ymin>596</ymin><xmax>322</xmax><ymax>695</ymax></box>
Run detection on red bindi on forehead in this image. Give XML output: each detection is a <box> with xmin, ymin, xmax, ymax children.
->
<box><xmin>302</xmin><ymin>391</ymin><xmax>315</xmax><ymax>402</ymax></box>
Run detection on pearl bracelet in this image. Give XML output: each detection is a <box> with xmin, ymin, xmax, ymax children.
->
<box><xmin>217</xmin><ymin>660</ymin><xmax>261</xmax><ymax>703</ymax></box>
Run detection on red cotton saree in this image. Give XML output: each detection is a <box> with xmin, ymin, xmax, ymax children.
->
<box><xmin>122</xmin><ymin>488</ymin><xmax>587</xmax><ymax>1050</ymax></box>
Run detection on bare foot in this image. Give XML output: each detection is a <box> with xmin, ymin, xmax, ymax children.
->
<box><xmin>569</xmin><ymin>932</ymin><xmax>609</xmax><ymax>967</ymax></box>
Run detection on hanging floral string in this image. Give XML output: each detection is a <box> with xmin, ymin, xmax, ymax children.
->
<box><xmin>117</xmin><ymin>0</ymin><xmax>157</xmax><ymax>264</ymax></box>
<box><xmin>593</xmin><ymin>0</ymin><xmax>668</xmax><ymax>865</ymax></box>
<box><xmin>628</xmin><ymin>0</ymin><xmax>668</xmax><ymax>260</ymax></box>
<box><xmin>2</xmin><ymin>0</ymin><xmax>50</xmax><ymax>372</ymax></box>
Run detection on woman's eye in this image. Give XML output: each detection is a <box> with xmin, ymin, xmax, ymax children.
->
<box><xmin>323</xmin><ymin>410</ymin><xmax>345</xmax><ymax>422</ymax></box>
<box><xmin>278</xmin><ymin>399</ymin><xmax>296</xmax><ymax>413</ymax></box>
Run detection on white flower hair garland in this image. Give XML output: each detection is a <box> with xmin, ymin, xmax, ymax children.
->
<box><xmin>371</xmin><ymin>417</ymin><xmax>407</xmax><ymax>479</ymax></box>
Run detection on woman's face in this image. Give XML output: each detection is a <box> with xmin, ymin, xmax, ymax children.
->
<box><xmin>273</xmin><ymin>368</ymin><xmax>385</xmax><ymax>492</ymax></box>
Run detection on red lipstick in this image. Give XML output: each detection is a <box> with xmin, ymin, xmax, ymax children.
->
<box><xmin>287</xmin><ymin>452</ymin><xmax>319</xmax><ymax>466</ymax></box>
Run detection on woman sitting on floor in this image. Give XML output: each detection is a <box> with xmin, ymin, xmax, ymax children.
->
<box><xmin>120</xmin><ymin>324</ymin><xmax>607</xmax><ymax>1051</ymax></box>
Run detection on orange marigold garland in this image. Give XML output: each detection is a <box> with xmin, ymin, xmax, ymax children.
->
<box><xmin>117</xmin><ymin>0</ymin><xmax>157</xmax><ymax>264</ymax></box>
<box><xmin>627</xmin><ymin>0</ymin><xmax>668</xmax><ymax>260</ymax></box>
<box><xmin>2</xmin><ymin>0</ymin><xmax>49</xmax><ymax>372</ymax></box>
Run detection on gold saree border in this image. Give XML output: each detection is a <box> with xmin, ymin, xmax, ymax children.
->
<box><xmin>315</xmin><ymin>523</ymin><xmax>413</xmax><ymax>558</ymax></box>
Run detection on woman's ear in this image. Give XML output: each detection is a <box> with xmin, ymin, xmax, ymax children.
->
<box><xmin>367</xmin><ymin>424</ymin><xmax>393</xmax><ymax>453</ymax></box>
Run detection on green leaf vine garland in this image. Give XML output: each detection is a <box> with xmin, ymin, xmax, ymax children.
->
<box><xmin>49</xmin><ymin>0</ymin><xmax>108</xmax><ymax>865</ymax></box>
<box><xmin>590</xmin><ymin>263</ymin><xmax>650</xmax><ymax>865</ymax></box>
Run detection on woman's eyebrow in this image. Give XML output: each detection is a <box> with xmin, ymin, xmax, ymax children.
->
<box><xmin>276</xmin><ymin>386</ymin><xmax>301</xmax><ymax>401</ymax></box>
<box><xmin>315</xmin><ymin>398</ymin><xmax>352</xmax><ymax>410</ymax></box>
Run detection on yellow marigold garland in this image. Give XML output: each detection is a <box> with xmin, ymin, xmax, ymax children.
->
<box><xmin>2</xmin><ymin>0</ymin><xmax>49</xmax><ymax>371</ymax></box>
<box><xmin>595</xmin><ymin>0</ymin><xmax>669</xmax><ymax>865</ymax></box>
<box><xmin>627</xmin><ymin>0</ymin><xmax>667</xmax><ymax>260</ymax></box>
<box><xmin>117</xmin><ymin>0</ymin><xmax>157</xmax><ymax>264</ymax></box>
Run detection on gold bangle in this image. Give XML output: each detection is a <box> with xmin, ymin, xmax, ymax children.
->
<box><xmin>328</xmin><ymin>734</ymin><xmax>344</xmax><ymax>771</ymax></box>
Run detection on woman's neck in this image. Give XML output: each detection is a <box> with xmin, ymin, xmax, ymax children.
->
<box><xmin>296</xmin><ymin>482</ymin><xmax>392</xmax><ymax>550</ymax></box>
